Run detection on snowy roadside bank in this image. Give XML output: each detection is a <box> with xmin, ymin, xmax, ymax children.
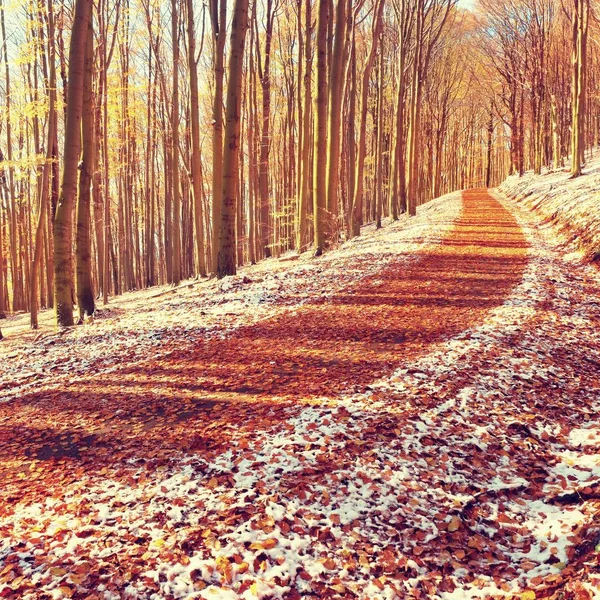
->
<box><xmin>1</xmin><ymin>193</ymin><xmax>462</xmax><ymax>401</ymax></box>
<box><xmin>499</xmin><ymin>160</ymin><xmax>600</xmax><ymax>263</ymax></box>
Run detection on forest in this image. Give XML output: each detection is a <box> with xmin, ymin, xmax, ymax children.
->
<box><xmin>2</xmin><ymin>0</ymin><xmax>600</xmax><ymax>598</ymax></box>
<box><xmin>0</xmin><ymin>0</ymin><xmax>595</xmax><ymax>329</ymax></box>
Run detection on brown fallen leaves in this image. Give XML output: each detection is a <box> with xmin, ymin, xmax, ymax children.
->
<box><xmin>2</xmin><ymin>190</ymin><xmax>600</xmax><ymax>599</ymax></box>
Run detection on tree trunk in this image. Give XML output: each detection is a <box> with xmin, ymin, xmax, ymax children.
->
<box><xmin>30</xmin><ymin>0</ymin><xmax>57</xmax><ymax>328</ymax></box>
<box><xmin>296</xmin><ymin>0</ymin><xmax>312</xmax><ymax>252</ymax></box>
<box><xmin>313</xmin><ymin>0</ymin><xmax>329</xmax><ymax>255</ymax></box>
<box><xmin>407</xmin><ymin>0</ymin><xmax>423</xmax><ymax>217</ymax></box>
<box><xmin>350</xmin><ymin>0</ymin><xmax>384</xmax><ymax>237</ymax></box>
<box><xmin>171</xmin><ymin>0</ymin><xmax>182</xmax><ymax>284</ymax></box>
<box><xmin>571</xmin><ymin>0</ymin><xmax>588</xmax><ymax>177</ymax></box>
<box><xmin>217</xmin><ymin>0</ymin><xmax>249</xmax><ymax>278</ymax></box>
<box><xmin>1</xmin><ymin>0</ymin><xmax>21</xmax><ymax>312</ymax></box>
<box><xmin>53</xmin><ymin>0</ymin><xmax>92</xmax><ymax>327</ymax></box>
<box><xmin>211</xmin><ymin>0</ymin><xmax>226</xmax><ymax>272</ymax></box>
<box><xmin>375</xmin><ymin>34</ymin><xmax>384</xmax><ymax>229</ymax></box>
<box><xmin>485</xmin><ymin>104</ymin><xmax>494</xmax><ymax>188</ymax></box>
<box><xmin>258</xmin><ymin>0</ymin><xmax>275</xmax><ymax>259</ymax></box>
<box><xmin>325</xmin><ymin>0</ymin><xmax>348</xmax><ymax>242</ymax></box>
<box><xmin>187</xmin><ymin>0</ymin><xmax>207</xmax><ymax>277</ymax></box>
<box><xmin>75</xmin><ymin>15</ymin><xmax>95</xmax><ymax>320</ymax></box>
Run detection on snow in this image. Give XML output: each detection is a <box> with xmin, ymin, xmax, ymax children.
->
<box><xmin>0</xmin><ymin>192</ymin><xmax>462</xmax><ymax>403</ymax></box>
<box><xmin>2</xmin><ymin>184</ymin><xmax>600</xmax><ymax>598</ymax></box>
<box><xmin>500</xmin><ymin>157</ymin><xmax>600</xmax><ymax>262</ymax></box>
<box><xmin>569</xmin><ymin>426</ymin><xmax>600</xmax><ymax>448</ymax></box>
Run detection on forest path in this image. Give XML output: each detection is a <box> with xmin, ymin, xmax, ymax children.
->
<box><xmin>2</xmin><ymin>190</ymin><xmax>600</xmax><ymax>599</ymax></box>
<box><xmin>1</xmin><ymin>189</ymin><xmax>526</xmax><ymax>490</ymax></box>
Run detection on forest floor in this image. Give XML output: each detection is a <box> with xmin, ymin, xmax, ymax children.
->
<box><xmin>2</xmin><ymin>188</ymin><xmax>600</xmax><ymax>600</ymax></box>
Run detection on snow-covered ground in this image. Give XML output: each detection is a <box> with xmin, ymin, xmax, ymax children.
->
<box><xmin>2</xmin><ymin>187</ymin><xmax>600</xmax><ymax>599</ymax></box>
<box><xmin>0</xmin><ymin>193</ymin><xmax>461</xmax><ymax>402</ymax></box>
<box><xmin>500</xmin><ymin>157</ymin><xmax>600</xmax><ymax>262</ymax></box>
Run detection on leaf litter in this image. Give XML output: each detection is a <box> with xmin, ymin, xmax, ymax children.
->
<box><xmin>1</xmin><ymin>189</ymin><xmax>600</xmax><ymax>599</ymax></box>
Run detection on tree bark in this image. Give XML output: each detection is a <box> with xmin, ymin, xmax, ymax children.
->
<box><xmin>313</xmin><ymin>0</ymin><xmax>330</xmax><ymax>255</ymax></box>
<box><xmin>257</xmin><ymin>0</ymin><xmax>275</xmax><ymax>259</ymax></box>
<box><xmin>210</xmin><ymin>0</ymin><xmax>227</xmax><ymax>272</ymax></box>
<box><xmin>53</xmin><ymin>0</ymin><xmax>92</xmax><ymax>327</ymax></box>
<box><xmin>1</xmin><ymin>0</ymin><xmax>21</xmax><ymax>312</ymax></box>
<box><xmin>217</xmin><ymin>0</ymin><xmax>249</xmax><ymax>278</ymax></box>
<box><xmin>350</xmin><ymin>0</ymin><xmax>384</xmax><ymax>237</ymax></box>
<box><xmin>187</xmin><ymin>0</ymin><xmax>207</xmax><ymax>277</ymax></box>
<box><xmin>30</xmin><ymin>0</ymin><xmax>57</xmax><ymax>328</ymax></box>
<box><xmin>75</xmin><ymin>15</ymin><xmax>95</xmax><ymax>320</ymax></box>
<box><xmin>296</xmin><ymin>0</ymin><xmax>312</xmax><ymax>252</ymax></box>
<box><xmin>325</xmin><ymin>0</ymin><xmax>348</xmax><ymax>242</ymax></box>
<box><xmin>171</xmin><ymin>0</ymin><xmax>182</xmax><ymax>284</ymax></box>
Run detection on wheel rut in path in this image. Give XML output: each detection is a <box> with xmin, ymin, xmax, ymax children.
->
<box><xmin>0</xmin><ymin>189</ymin><xmax>529</xmax><ymax>499</ymax></box>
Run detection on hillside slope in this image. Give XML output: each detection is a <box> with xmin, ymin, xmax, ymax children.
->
<box><xmin>500</xmin><ymin>159</ymin><xmax>600</xmax><ymax>262</ymax></box>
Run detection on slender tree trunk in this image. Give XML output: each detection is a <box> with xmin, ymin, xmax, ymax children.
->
<box><xmin>0</xmin><ymin>189</ymin><xmax>5</xmax><ymax>318</ymax></box>
<box><xmin>217</xmin><ymin>0</ymin><xmax>249</xmax><ymax>277</ymax></box>
<box><xmin>171</xmin><ymin>0</ymin><xmax>182</xmax><ymax>284</ymax></box>
<box><xmin>389</xmin><ymin>30</ymin><xmax>408</xmax><ymax>219</ymax></box>
<box><xmin>211</xmin><ymin>0</ymin><xmax>226</xmax><ymax>272</ymax></box>
<box><xmin>325</xmin><ymin>0</ymin><xmax>348</xmax><ymax>242</ymax></box>
<box><xmin>1</xmin><ymin>0</ymin><xmax>21</xmax><ymax>312</ymax></box>
<box><xmin>53</xmin><ymin>0</ymin><xmax>92</xmax><ymax>327</ymax></box>
<box><xmin>313</xmin><ymin>0</ymin><xmax>329</xmax><ymax>255</ymax></box>
<box><xmin>100</xmin><ymin>0</ymin><xmax>121</xmax><ymax>303</ymax></box>
<box><xmin>248</xmin><ymin>16</ymin><xmax>257</xmax><ymax>264</ymax></box>
<box><xmin>485</xmin><ymin>104</ymin><xmax>494</xmax><ymax>188</ymax></box>
<box><xmin>144</xmin><ymin>39</ymin><xmax>153</xmax><ymax>286</ymax></box>
<box><xmin>551</xmin><ymin>93</ymin><xmax>560</xmax><ymax>168</ymax></box>
<box><xmin>375</xmin><ymin>34</ymin><xmax>384</xmax><ymax>229</ymax></box>
<box><xmin>407</xmin><ymin>0</ymin><xmax>423</xmax><ymax>217</ymax></box>
<box><xmin>571</xmin><ymin>0</ymin><xmax>588</xmax><ymax>177</ymax></box>
<box><xmin>296</xmin><ymin>0</ymin><xmax>312</xmax><ymax>252</ymax></box>
<box><xmin>350</xmin><ymin>0</ymin><xmax>384</xmax><ymax>237</ymax></box>
<box><xmin>75</xmin><ymin>15</ymin><xmax>95</xmax><ymax>320</ymax></box>
<box><xmin>346</xmin><ymin>32</ymin><xmax>356</xmax><ymax>236</ymax></box>
<box><xmin>187</xmin><ymin>0</ymin><xmax>207</xmax><ymax>277</ymax></box>
<box><xmin>30</xmin><ymin>0</ymin><xmax>57</xmax><ymax>328</ymax></box>
<box><xmin>257</xmin><ymin>0</ymin><xmax>275</xmax><ymax>259</ymax></box>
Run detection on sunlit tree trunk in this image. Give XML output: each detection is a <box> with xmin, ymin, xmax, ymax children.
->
<box><xmin>406</xmin><ymin>0</ymin><xmax>423</xmax><ymax>217</ymax></box>
<box><xmin>296</xmin><ymin>0</ymin><xmax>312</xmax><ymax>252</ymax></box>
<box><xmin>257</xmin><ymin>0</ymin><xmax>275</xmax><ymax>259</ymax></box>
<box><xmin>485</xmin><ymin>104</ymin><xmax>494</xmax><ymax>188</ymax></box>
<box><xmin>388</xmin><ymin>11</ymin><xmax>409</xmax><ymax>220</ymax></box>
<box><xmin>217</xmin><ymin>0</ymin><xmax>249</xmax><ymax>277</ymax></box>
<box><xmin>187</xmin><ymin>0</ymin><xmax>207</xmax><ymax>277</ymax></box>
<box><xmin>171</xmin><ymin>0</ymin><xmax>182</xmax><ymax>284</ymax></box>
<box><xmin>375</xmin><ymin>34</ymin><xmax>384</xmax><ymax>229</ymax></box>
<box><xmin>248</xmin><ymin>9</ymin><xmax>258</xmax><ymax>264</ymax></box>
<box><xmin>30</xmin><ymin>0</ymin><xmax>57</xmax><ymax>328</ymax></box>
<box><xmin>53</xmin><ymin>0</ymin><xmax>92</xmax><ymax>327</ymax></box>
<box><xmin>313</xmin><ymin>0</ymin><xmax>329</xmax><ymax>255</ymax></box>
<box><xmin>551</xmin><ymin>93</ymin><xmax>560</xmax><ymax>168</ymax></box>
<box><xmin>1</xmin><ymin>0</ymin><xmax>21</xmax><ymax>312</ymax></box>
<box><xmin>100</xmin><ymin>0</ymin><xmax>120</xmax><ymax>303</ymax></box>
<box><xmin>350</xmin><ymin>0</ymin><xmax>384</xmax><ymax>238</ymax></box>
<box><xmin>0</xmin><ymin>193</ymin><xmax>5</xmax><ymax>318</ymax></box>
<box><xmin>75</xmin><ymin>15</ymin><xmax>95</xmax><ymax>320</ymax></box>
<box><xmin>346</xmin><ymin>29</ymin><xmax>356</xmax><ymax>236</ymax></box>
<box><xmin>210</xmin><ymin>0</ymin><xmax>226</xmax><ymax>272</ymax></box>
<box><xmin>571</xmin><ymin>0</ymin><xmax>589</xmax><ymax>177</ymax></box>
<box><xmin>325</xmin><ymin>0</ymin><xmax>348</xmax><ymax>242</ymax></box>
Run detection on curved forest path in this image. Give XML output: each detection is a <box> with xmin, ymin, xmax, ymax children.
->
<box><xmin>2</xmin><ymin>189</ymin><xmax>600</xmax><ymax>599</ymax></box>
